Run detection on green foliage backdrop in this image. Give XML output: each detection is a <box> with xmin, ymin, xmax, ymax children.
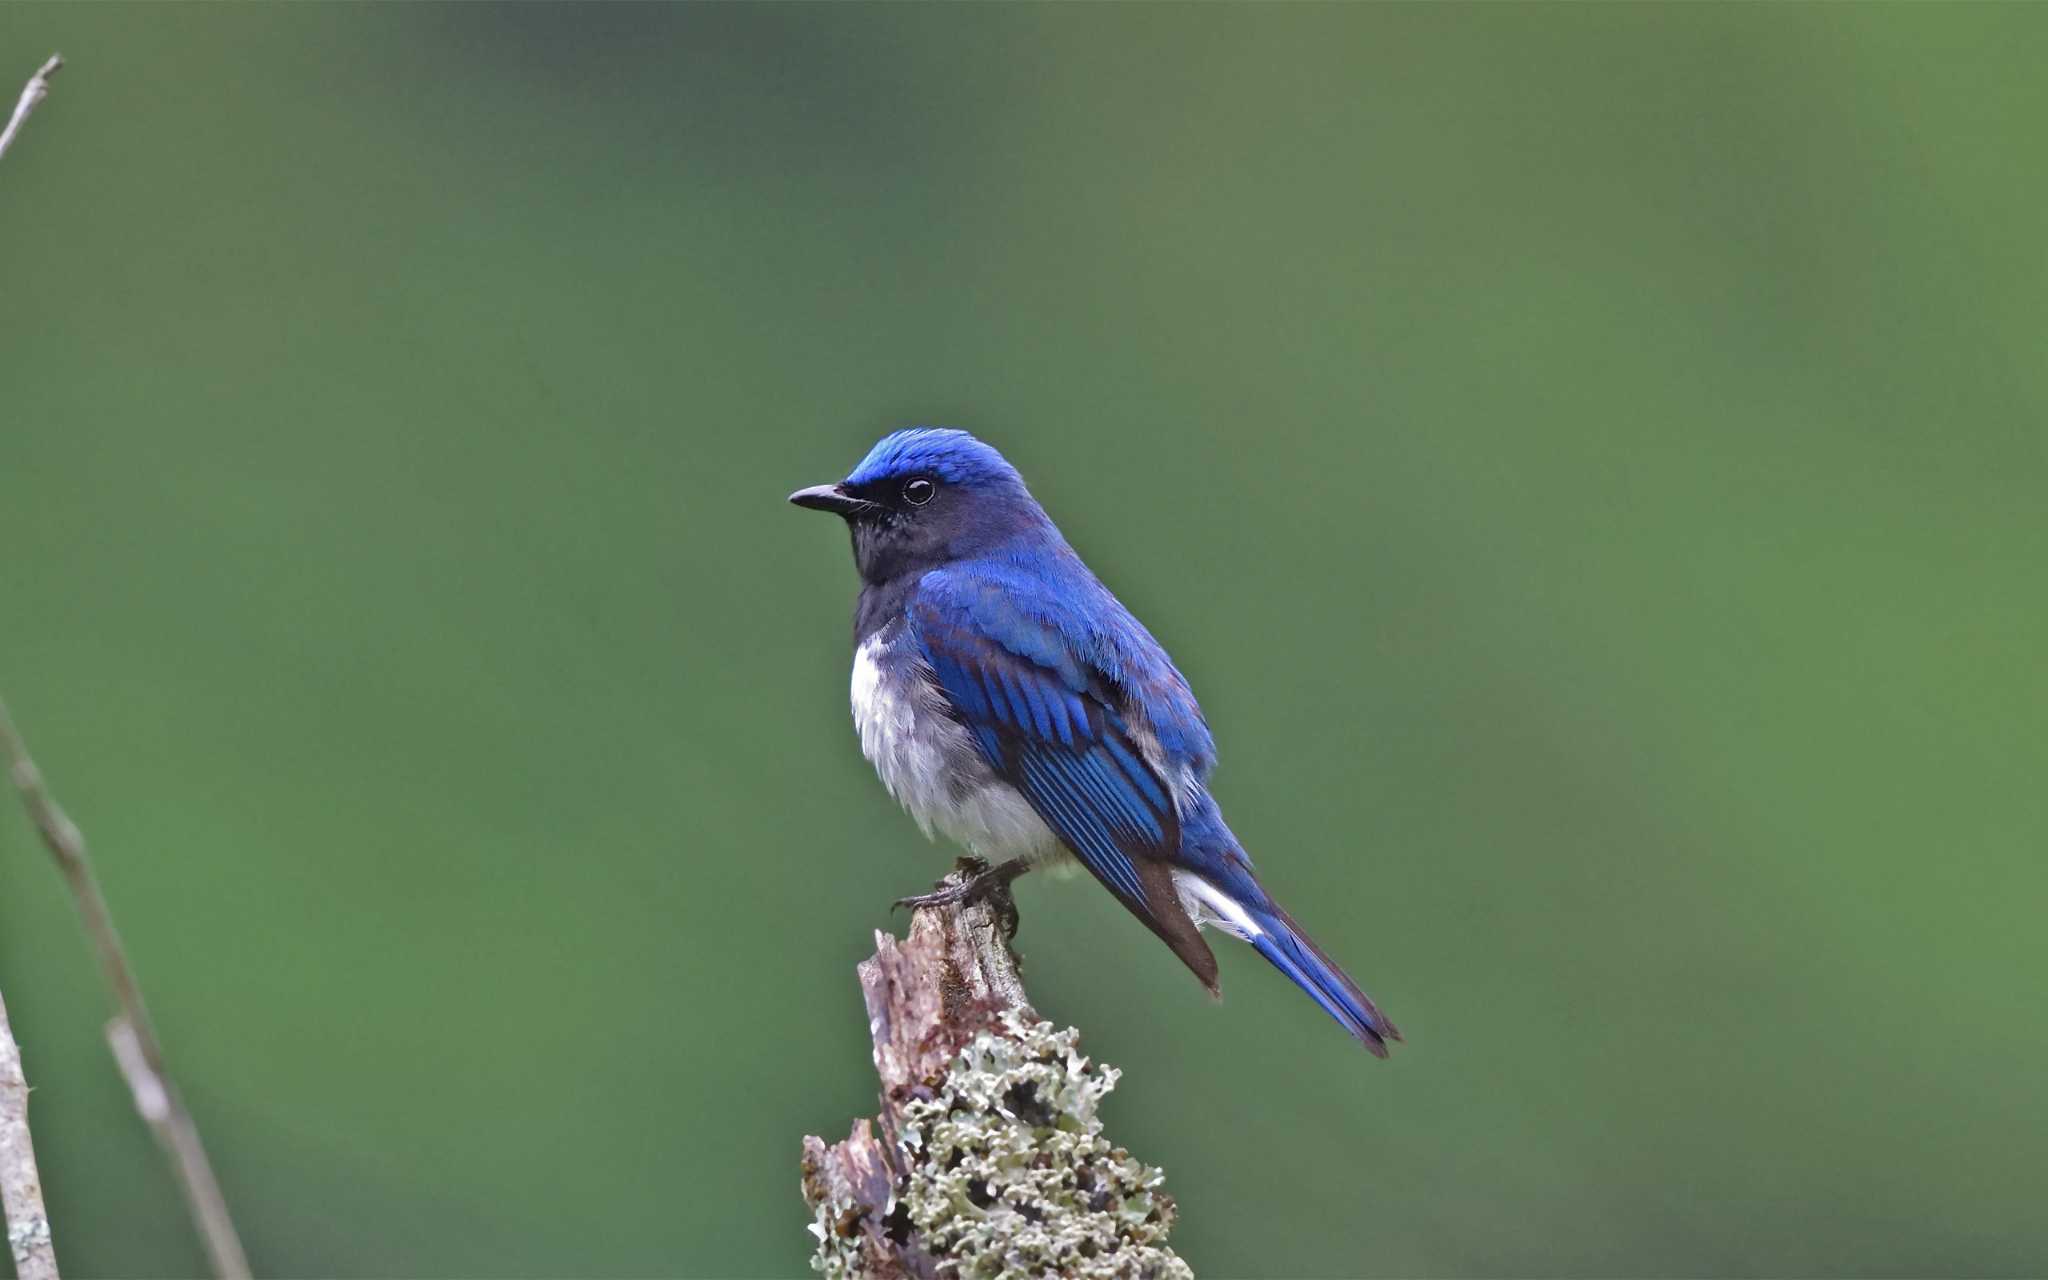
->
<box><xmin>3</xmin><ymin>6</ymin><xmax>2043</xmax><ymax>1277</ymax></box>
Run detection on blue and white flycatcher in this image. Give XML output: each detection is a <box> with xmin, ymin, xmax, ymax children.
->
<box><xmin>790</xmin><ymin>428</ymin><xmax>1399</xmax><ymax>1054</ymax></box>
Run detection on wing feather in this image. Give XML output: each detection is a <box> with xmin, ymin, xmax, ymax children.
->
<box><xmin>908</xmin><ymin>578</ymin><xmax>1218</xmax><ymax>988</ymax></box>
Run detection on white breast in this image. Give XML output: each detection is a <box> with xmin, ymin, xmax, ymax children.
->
<box><xmin>851</xmin><ymin>636</ymin><xmax>1060</xmax><ymax>864</ymax></box>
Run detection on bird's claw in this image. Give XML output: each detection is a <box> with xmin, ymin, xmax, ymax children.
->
<box><xmin>891</xmin><ymin>882</ymin><xmax>976</xmax><ymax>913</ymax></box>
<box><xmin>890</xmin><ymin>857</ymin><xmax>1025</xmax><ymax>940</ymax></box>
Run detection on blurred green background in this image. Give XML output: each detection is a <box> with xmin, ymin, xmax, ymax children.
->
<box><xmin>3</xmin><ymin>5</ymin><xmax>2044</xmax><ymax>1277</ymax></box>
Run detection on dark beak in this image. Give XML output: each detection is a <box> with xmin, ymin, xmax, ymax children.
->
<box><xmin>787</xmin><ymin>483</ymin><xmax>872</xmax><ymax>516</ymax></box>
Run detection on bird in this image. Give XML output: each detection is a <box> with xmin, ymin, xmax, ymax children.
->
<box><xmin>789</xmin><ymin>428</ymin><xmax>1399</xmax><ymax>1054</ymax></box>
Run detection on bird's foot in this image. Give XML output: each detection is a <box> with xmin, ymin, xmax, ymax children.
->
<box><xmin>890</xmin><ymin>881</ymin><xmax>978</xmax><ymax>912</ymax></box>
<box><xmin>892</xmin><ymin>856</ymin><xmax>1022</xmax><ymax>910</ymax></box>
<box><xmin>892</xmin><ymin>857</ymin><xmax>1030</xmax><ymax>934</ymax></box>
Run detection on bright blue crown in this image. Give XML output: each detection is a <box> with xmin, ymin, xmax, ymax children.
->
<box><xmin>845</xmin><ymin>428</ymin><xmax>1026</xmax><ymax>492</ymax></box>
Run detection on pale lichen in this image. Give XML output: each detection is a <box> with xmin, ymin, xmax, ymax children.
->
<box><xmin>888</xmin><ymin>1010</ymin><xmax>1191</xmax><ymax>1280</ymax></box>
<box><xmin>803</xmin><ymin>1178</ymin><xmax>872</xmax><ymax>1280</ymax></box>
<box><xmin>802</xmin><ymin>1122</ymin><xmax>911</xmax><ymax>1280</ymax></box>
<box><xmin>805</xmin><ymin>880</ymin><xmax>1188</xmax><ymax>1278</ymax></box>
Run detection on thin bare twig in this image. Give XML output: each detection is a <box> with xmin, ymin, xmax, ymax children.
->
<box><xmin>0</xmin><ymin>698</ymin><xmax>251</xmax><ymax>1279</ymax></box>
<box><xmin>0</xmin><ymin>988</ymin><xmax>58</xmax><ymax>1280</ymax></box>
<box><xmin>0</xmin><ymin>55</ymin><xmax>63</xmax><ymax>165</ymax></box>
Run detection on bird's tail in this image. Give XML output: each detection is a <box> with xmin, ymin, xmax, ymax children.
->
<box><xmin>1174</xmin><ymin>864</ymin><xmax>1400</xmax><ymax>1055</ymax></box>
<box><xmin>1245</xmin><ymin>899</ymin><xmax>1401</xmax><ymax>1056</ymax></box>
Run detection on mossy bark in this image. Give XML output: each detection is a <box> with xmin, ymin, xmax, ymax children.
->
<box><xmin>801</xmin><ymin>859</ymin><xmax>1190</xmax><ymax>1280</ymax></box>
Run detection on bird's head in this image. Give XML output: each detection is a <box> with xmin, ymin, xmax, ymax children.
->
<box><xmin>789</xmin><ymin>428</ymin><xmax>1048</xmax><ymax>584</ymax></box>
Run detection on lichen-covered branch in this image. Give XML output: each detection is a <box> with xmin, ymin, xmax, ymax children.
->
<box><xmin>801</xmin><ymin>859</ymin><xmax>1191</xmax><ymax>1279</ymax></box>
<box><xmin>1</xmin><ymin>987</ymin><xmax>58</xmax><ymax>1280</ymax></box>
<box><xmin>0</xmin><ymin>698</ymin><xmax>251</xmax><ymax>1280</ymax></box>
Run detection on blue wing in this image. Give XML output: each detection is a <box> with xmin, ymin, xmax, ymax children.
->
<box><xmin>901</xmin><ymin>562</ymin><xmax>1388</xmax><ymax>1041</ymax></box>
<box><xmin>908</xmin><ymin>574</ymin><xmax>1197</xmax><ymax>892</ymax></box>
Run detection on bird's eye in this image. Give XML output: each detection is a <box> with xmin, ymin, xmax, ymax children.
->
<box><xmin>902</xmin><ymin>477</ymin><xmax>936</xmax><ymax>506</ymax></box>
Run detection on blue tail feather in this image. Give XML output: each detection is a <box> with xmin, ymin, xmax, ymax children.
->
<box><xmin>1245</xmin><ymin>902</ymin><xmax>1400</xmax><ymax>1056</ymax></box>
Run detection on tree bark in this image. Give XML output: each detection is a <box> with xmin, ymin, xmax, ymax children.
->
<box><xmin>801</xmin><ymin>858</ymin><xmax>1190</xmax><ymax>1279</ymax></box>
<box><xmin>1</xmin><ymin>987</ymin><xmax>58</xmax><ymax>1280</ymax></box>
